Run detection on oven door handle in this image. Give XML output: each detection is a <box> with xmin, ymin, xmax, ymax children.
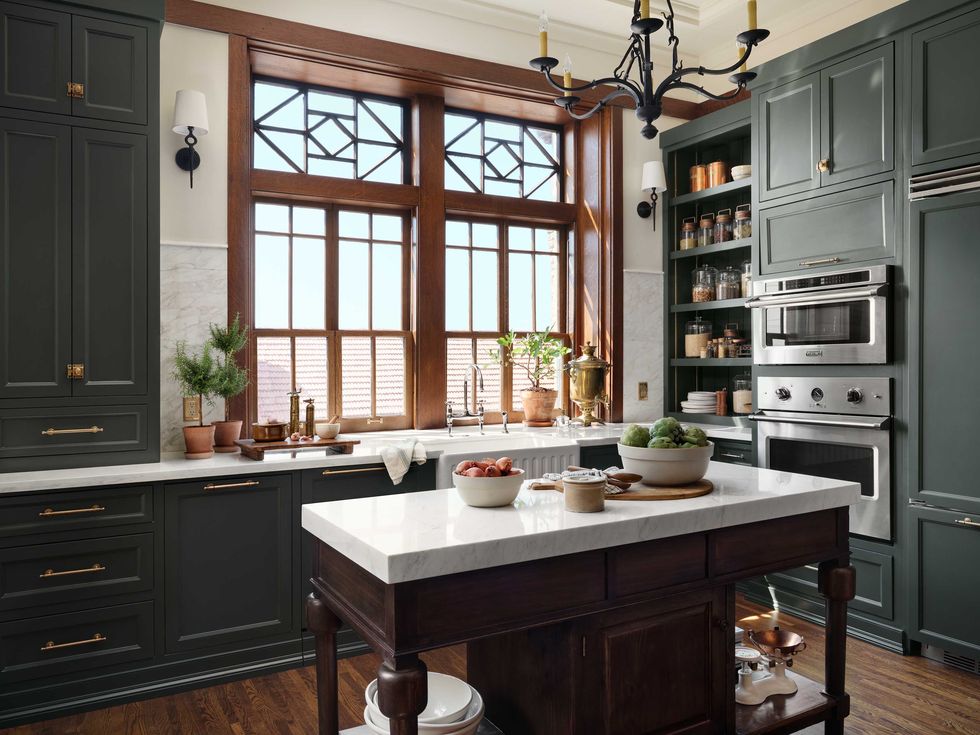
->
<box><xmin>749</xmin><ymin>413</ymin><xmax>891</xmax><ymax>430</ymax></box>
<box><xmin>744</xmin><ymin>285</ymin><xmax>886</xmax><ymax>309</ymax></box>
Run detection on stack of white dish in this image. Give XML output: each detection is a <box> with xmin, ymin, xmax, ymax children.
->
<box><xmin>680</xmin><ymin>391</ymin><xmax>717</xmax><ymax>414</ymax></box>
<box><xmin>363</xmin><ymin>673</ymin><xmax>485</xmax><ymax>735</ymax></box>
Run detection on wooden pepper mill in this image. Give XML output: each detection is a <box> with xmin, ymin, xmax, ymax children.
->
<box><xmin>304</xmin><ymin>398</ymin><xmax>316</xmax><ymax>438</ymax></box>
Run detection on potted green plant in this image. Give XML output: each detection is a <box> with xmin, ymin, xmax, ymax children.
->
<box><xmin>172</xmin><ymin>341</ymin><xmax>218</xmax><ymax>459</ymax></box>
<box><xmin>209</xmin><ymin>314</ymin><xmax>249</xmax><ymax>452</ymax></box>
<box><xmin>491</xmin><ymin>327</ymin><xmax>571</xmax><ymax>425</ymax></box>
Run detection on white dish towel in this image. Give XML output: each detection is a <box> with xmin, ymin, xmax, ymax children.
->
<box><xmin>379</xmin><ymin>439</ymin><xmax>427</xmax><ymax>485</ymax></box>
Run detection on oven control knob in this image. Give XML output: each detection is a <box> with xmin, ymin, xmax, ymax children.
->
<box><xmin>775</xmin><ymin>387</ymin><xmax>792</xmax><ymax>401</ymax></box>
<box><xmin>846</xmin><ymin>387</ymin><xmax>864</xmax><ymax>404</ymax></box>
<box><xmin>810</xmin><ymin>388</ymin><xmax>824</xmax><ymax>403</ymax></box>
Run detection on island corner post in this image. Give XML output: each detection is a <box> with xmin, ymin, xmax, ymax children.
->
<box><xmin>304</xmin><ymin>504</ymin><xmax>856</xmax><ymax>735</ymax></box>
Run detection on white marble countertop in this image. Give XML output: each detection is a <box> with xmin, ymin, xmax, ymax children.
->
<box><xmin>301</xmin><ymin>464</ymin><xmax>858</xmax><ymax>584</ymax></box>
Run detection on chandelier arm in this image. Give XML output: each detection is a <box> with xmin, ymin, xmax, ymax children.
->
<box><xmin>540</xmin><ymin>69</ymin><xmax>643</xmax><ymax>102</ymax></box>
<box><xmin>669</xmin><ymin>40</ymin><xmax>758</xmax><ymax>81</ymax></box>
<box><xmin>667</xmin><ymin>80</ymin><xmax>746</xmax><ymax>102</ymax></box>
<box><xmin>556</xmin><ymin>90</ymin><xmax>626</xmax><ymax>121</ymax></box>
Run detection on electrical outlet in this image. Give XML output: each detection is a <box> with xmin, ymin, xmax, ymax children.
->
<box><xmin>638</xmin><ymin>382</ymin><xmax>648</xmax><ymax>401</ymax></box>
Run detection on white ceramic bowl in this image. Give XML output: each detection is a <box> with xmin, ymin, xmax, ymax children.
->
<box><xmin>315</xmin><ymin>422</ymin><xmax>340</xmax><ymax>439</ymax></box>
<box><xmin>452</xmin><ymin>468</ymin><xmax>525</xmax><ymax>508</ymax></box>
<box><xmin>363</xmin><ymin>683</ymin><xmax>484</xmax><ymax>735</ymax></box>
<box><xmin>364</xmin><ymin>674</ymin><xmax>472</xmax><ymax>726</ymax></box>
<box><xmin>617</xmin><ymin>442</ymin><xmax>714</xmax><ymax>486</ymax></box>
<box><xmin>731</xmin><ymin>164</ymin><xmax>752</xmax><ymax>180</ymax></box>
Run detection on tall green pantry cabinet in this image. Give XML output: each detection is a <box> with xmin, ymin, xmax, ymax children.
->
<box><xmin>0</xmin><ymin>0</ymin><xmax>161</xmax><ymax>472</ymax></box>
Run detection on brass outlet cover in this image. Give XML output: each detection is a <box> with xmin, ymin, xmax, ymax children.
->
<box><xmin>638</xmin><ymin>382</ymin><xmax>648</xmax><ymax>401</ymax></box>
<box><xmin>182</xmin><ymin>396</ymin><xmax>202</xmax><ymax>422</ymax></box>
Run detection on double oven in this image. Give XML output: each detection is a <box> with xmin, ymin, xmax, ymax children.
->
<box><xmin>746</xmin><ymin>266</ymin><xmax>893</xmax><ymax>541</ymax></box>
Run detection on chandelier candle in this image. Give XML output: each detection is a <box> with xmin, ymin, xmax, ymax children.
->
<box><xmin>563</xmin><ymin>55</ymin><xmax>573</xmax><ymax>97</ymax></box>
<box><xmin>640</xmin><ymin>0</ymin><xmax>650</xmax><ymax>19</ymax></box>
<box><xmin>538</xmin><ymin>11</ymin><xmax>548</xmax><ymax>58</ymax></box>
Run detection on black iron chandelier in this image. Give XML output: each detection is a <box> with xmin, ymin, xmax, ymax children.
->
<box><xmin>529</xmin><ymin>0</ymin><xmax>770</xmax><ymax>139</ymax></box>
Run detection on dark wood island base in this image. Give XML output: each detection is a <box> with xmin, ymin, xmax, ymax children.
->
<box><xmin>307</xmin><ymin>508</ymin><xmax>856</xmax><ymax>735</ymax></box>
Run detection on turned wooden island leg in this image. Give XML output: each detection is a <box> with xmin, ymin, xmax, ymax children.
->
<box><xmin>377</xmin><ymin>654</ymin><xmax>428</xmax><ymax>735</ymax></box>
<box><xmin>819</xmin><ymin>561</ymin><xmax>856</xmax><ymax>735</ymax></box>
<box><xmin>306</xmin><ymin>592</ymin><xmax>341</xmax><ymax>735</ymax></box>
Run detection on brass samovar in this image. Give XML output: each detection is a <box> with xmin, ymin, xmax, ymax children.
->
<box><xmin>565</xmin><ymin>343</ymin><xmax>609</xmax><ymax>427</ymax></box>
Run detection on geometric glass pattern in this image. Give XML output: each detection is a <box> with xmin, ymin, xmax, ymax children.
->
<box><xmin>445</xmin><ymin>110</ymin><xmax>562</xmax><ymax>201</ymax></box>
<box><xmin>253</xmin><ymin>78</ymin><xmax>408</xmax><ymax>184</ymax></box>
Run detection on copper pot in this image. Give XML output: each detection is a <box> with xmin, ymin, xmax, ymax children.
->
<box><xmin>251</xmin><ymin>421</ymin><xmax>288</xmax><ymax>442</ymax></box>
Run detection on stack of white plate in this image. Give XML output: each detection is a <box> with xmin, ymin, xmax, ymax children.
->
<box><xmin>680</xmin><ymin>391</ymin><xmax>717</xmax><ymax>414</ymax></box>
<box><xmin>363</xmin><ymin>673</ymin><xmax>485</xmax><ymax>735</ymax></box>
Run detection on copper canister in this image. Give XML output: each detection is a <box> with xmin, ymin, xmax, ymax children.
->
<box><xmin>707</xmin><ymin>160</ymin><xmax>727</xmax><ymax>187</ymax></box>
<box><xmin>689</xmin><ymin>164</ymin><xmax>707</xmax><ymax>193</ymax></box>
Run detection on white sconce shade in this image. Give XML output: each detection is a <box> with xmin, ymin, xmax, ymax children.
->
<box><xmin>641</xmin><ymin>160</ymin><xmax>667</xmax><ymax>193</ymax></box>
<box><xmin>172</xmin><ymin>89</ymin><xmax>209</xmax><ymax>136</ymax></box>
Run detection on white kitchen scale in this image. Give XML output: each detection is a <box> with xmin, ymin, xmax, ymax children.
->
<box><xmin>735</xmin><ymin>627</ymin><xmax>807</xmax><ymax>706</ymax></box>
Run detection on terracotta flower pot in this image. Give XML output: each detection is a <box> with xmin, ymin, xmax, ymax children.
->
<box><xmin>213</xmin><ymin>420</ymin><xmax>243</xmax><ymax>453</ymax></box>
<box><xmin>521</xmin><ymin>388</ymin><xmax>558</xmax><ymax>426</ymax></box>
<box><xmin>183</xmin><ymin>425</ymin><xmax>215</xmax><ymax>459</ymax></box>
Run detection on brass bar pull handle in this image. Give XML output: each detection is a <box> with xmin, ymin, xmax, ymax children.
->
<box><xmin>41</xmin><ymin>426</ymin><xmax>104</xmax><ymax>436</ymax></box>
<box><xmin>40</xmin><ymin>563</ymin><xmax>106</xmax><ymax>579</ymax></box>
<box><xmin>955</xmin><ymin>517</ymin><xmax>980</xmax><ymax>528</ymax></box>
<box><xmin>322</xmin><ymin>467</ymin><xmax>384</xmax><ymax>476</ymax></box>
<box><xmin>203</xmin><ymin>480</ymin><xmax>261</xmax><ymax>491</ymax></box>
<box><xmin>41</xmin><ymin>633</ymin><xmax>105</xmax><ymax>652</ymax></box>
<box><xmin>38</xmin><ymin>504</ymin><xmax>106</xmax><ymax>518</ymax></box>
<box><xmin>798</xmin><ymin>257</ymin><xmax>841</xmax><ymax>268</ymax></box>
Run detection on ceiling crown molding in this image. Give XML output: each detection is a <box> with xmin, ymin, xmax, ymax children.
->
<box><xmin>607</xmin><ymin>0</ymin><xmax>701</xmax><ymax>26</ymax></box>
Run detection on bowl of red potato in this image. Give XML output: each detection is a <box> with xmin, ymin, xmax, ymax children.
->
<box><xmin>452</xmin><ymin>457</ymin><xmax>524</xmax><ymax>508</ymax></box>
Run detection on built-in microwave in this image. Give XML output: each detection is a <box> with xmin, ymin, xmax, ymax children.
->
<box><xmin>745</xmin><ymin>265</ymin><xmax>890</xmax><ymax>365</ymax></box>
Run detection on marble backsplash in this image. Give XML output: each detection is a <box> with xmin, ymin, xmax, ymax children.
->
<box><xmin>622</xmin><ymin>270</ymin><xmax>665</xmax><ymax>424</ymax></box>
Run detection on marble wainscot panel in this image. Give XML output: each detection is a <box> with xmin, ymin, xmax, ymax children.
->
<box><xmin>160</xmin><ymin>241</ymin><xmax>229</xmax><ymax>452</ymax></box>
<box><xmin>622</xmin><ymin>269</ymin><xmax>664</xmax><ymax>423</ymax></box>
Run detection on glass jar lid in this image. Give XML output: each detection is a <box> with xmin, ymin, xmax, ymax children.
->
<box><xmin>735</xmin><ymin>204</ymin><xmax>751</xmax><ymax>220</ymax></box>
<box><xmin>685</xmin><ymin>318</ymin><xmax>711</xmax><ymax>334</ymax></box>
<box><xmin>716</xmin><ymin>208</ymin><xmax>733</xmax><ymax>223</ymax></box>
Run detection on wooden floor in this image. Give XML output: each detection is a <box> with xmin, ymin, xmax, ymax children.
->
<box><xmin>3</xmin><ymin>597</ymin><xmax>978</xmax><ymax>735</ymax></box>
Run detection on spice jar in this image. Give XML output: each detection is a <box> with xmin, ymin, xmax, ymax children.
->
<box><xmin>741</xmin><ymin>260</ymin><xmax>752</xmax><ymax>298</ymax></box>
<box><xmin>707</xmin><ymin>161</ymin><xmax>727</xmax><ymax>188</ymax></box>
<box><xmin>690</xmin><ymin>164</ymin><xmax>707</xmax><ymax>193</ymax></box>
<box><xmin>717</xmin><ymin>266</ymin><xmax>741</xmax><ymax>300</ymax></box>
<box><xmin>714</xmin><ymin>209</ymin><xmax>733</xmax><ymax>243</ymax></box>
<box><xmin>684</xmin><ymin>318</ymin><xmax>712</xmax><ymax>358</ymax></box>
<box><xmin>733</xmin><ymin>204</ymin><xmax>752</xmax><ymax>240</ymax></box>
<box><xmin>692</xmin><ymin>265</ymin><xmax>717</xmax><ymax>303</ymax></box>
<box><xmin>733</xmin><ymin>374</ymin><xmax>753</xmax><ymax>415</ymax></box>
<box><xmin>697</xmin><ymin>214</ymin><xmax>715</xmax><ymax>248</ymax></box>
<box><xmin>679</xmin><ymin>218</ymin><xmax>697</xmax><ymax>251</ymax></box>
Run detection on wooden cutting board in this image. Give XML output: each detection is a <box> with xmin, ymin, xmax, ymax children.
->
<box><xmin>537</xmin><ymin>479</ymin><xmax>714</xmax><ymax>500</ymax></box>
<box><xmin>234</xmin><ymin>437</ymin><xmax>359</xmax><ymax>461</ymax></box>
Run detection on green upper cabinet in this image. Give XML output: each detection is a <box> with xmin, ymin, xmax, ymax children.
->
<box><xmin>912</xmin><ymin>7</ymin><xmax>980</xmax><ymax>167</ymax></box>
<box><xmin>0</xmin><ymin>3</ymin><xmax>70</xmax><ymax>115</ymax></box>
<box><xmin>759</xmin><ymin>43</ymin><xmax>894</xmax><ymax>202</ymax></box>
<box><xmin>71</xmin><ymin>15</ymin><xmax>146</xmax><ymax>125</ymax></box>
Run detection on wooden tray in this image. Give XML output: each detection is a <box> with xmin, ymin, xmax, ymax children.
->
<box><xmin>234</xmin><ymin>437</ymin><xmax>360</xmax><ymax>461</ymax></box>
<box><xmin>537</xmin><ymin>478</ymin><xmax>714</xmax><ymax>500</ymax></box>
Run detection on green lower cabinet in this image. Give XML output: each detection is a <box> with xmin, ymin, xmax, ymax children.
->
<box><xmin>711</xmin><ymin>439</ymin><xmax>753</xmax><ymax>466</ymax></box>
<box><xmin>579</xmin><ymin>444</ymin><xmax>622</xmax><ymax>471</ymax></box>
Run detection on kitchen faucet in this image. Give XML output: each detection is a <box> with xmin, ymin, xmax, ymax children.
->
<box><xmin>446</xmin><ymin>364</ymin><xmax>486</xmax><ymax>435</ymax></box>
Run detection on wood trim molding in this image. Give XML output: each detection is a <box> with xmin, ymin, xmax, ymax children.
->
<box><xmin>693</xmin><ymin>87</ymin><xmax>751</xmax><ymax>117</ymax></box>
<box><xmin>444</xmin><ymin>190</ymin><xmax>576</xmax><ymax>225</ymax></box>
<box><xmin>251</xmin><ymin>170</ymin><xmax>420</xmax><ymax>209</ymax></box>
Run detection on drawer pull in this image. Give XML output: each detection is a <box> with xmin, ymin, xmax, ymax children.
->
<box><xmin>39</xmin><ymin>563</ymin><xmax>106</xmax><ymax>579</ymax></box>
<box><xmin>720</xmin><ymin>452</ymin><xmax>746</xmax><ymax>460</ymax></box>
<box><xmin>38</xmin><ymin>504</ymin><xmax>106</xmax><ymax>518</ymax></box>
<box><xmin>203</xmin><ymin>480</ymin><xmax>261</xmax><ymax>491</ymax></box>
<box><xmin>41</xmin><ymin>632</ymin><xmax>105</xmax><ymax>652</ymax></box>
<box><xmin>41</xmin><ymin>426</ymin><xmax>104</xmax><ymax>437</ymax></box>
<box><xmin>798</xmin><ymin>257</ymin><xmax>841</xmax><ymax>268</ymax></box>
<box><xmin>955</xmin><ymin>517</ymin><xmax>980</xmax><ymax>528</ymax></box>
<box><xmin>322</xmin><ymin>467</ymin><xmax>385</xmax><ymax>476</ymax></box>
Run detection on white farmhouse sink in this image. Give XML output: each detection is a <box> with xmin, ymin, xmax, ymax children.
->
<box><xmin>431</xmin><ymin>433</ymin><xmax>579</xmax><ymax>488</ymax></box>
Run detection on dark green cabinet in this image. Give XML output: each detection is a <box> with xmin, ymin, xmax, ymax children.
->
<box><xmin>711</xmin><ymin>439</ymin><xmax>752</xmax><ymax>466</ymax></box>
<box><xmin>0</xmin><ymin>117</ymin><xmax>70</xmax><ymax>400</ymax></box>
<box><xmin>912</xmin><ymin>7</ymin><xmax>980</xmax><ymax>167</ymax></box>
<box><xmin>70</xmin><ymin>15</ymin><xmax>146</xmax><ymax>124</ymax></box>
<box><xmin>758</xmin><ymin>73</ymin><xmax>819</xmax><ymax>201</ymax></box>
<box><xmin>164</xmin><ymin>475</ymin><xmax>295</xmax><ymax>654</ymax></box>
<box><xmin>0</xmin><ymin>3</ymin><xmax>70</xmax><ymax>115</ymax></box>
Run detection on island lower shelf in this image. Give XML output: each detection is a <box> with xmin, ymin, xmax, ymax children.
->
<box><xmin>736</xmin><ymin>671</ymin><xmax>834</xmax><ymax>735</ymax></box>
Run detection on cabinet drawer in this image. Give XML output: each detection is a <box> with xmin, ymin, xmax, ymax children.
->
<box><xmin>0</xmin><ymin>405</ymin><xmax>147</xmax><ymax>458</ymax></box>
<box><xmin>609</xmin><ymin>534</ymin><xmax>706</xmax><ymax>598</ymax></box>
<box><xmin>711</xmin><ymin>439</ymin><xmax>753</xmax><ymax>466</ymax></box>
<box><xmin>713</xmin><ymin>510</ymin><xmax>840</xmax><ymax>578</ymax></box>
<box><xmin>0</xmin><ymin>533</ymin><xmax>152</xmax><ymax>612</ymax></box>
<box><xmin>0</xmin><ymin>485</ymin><xmax>152</xmax><ymax>538</ymax></box>
<box><xmin>0</xmin><ymin>601</ymin><xmax>153</xmax><ymax>683</ymax></box>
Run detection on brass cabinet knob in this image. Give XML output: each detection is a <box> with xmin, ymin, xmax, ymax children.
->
<box><xmin>816</xmin><ymin>158</ymin><xmax>831</xmax><ymax>173</ymax></box>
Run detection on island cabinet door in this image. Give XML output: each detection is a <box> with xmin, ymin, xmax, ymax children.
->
<box><xmin>164</xmin><ymin>474</ymin><xmax>294</xmax><ymax>655</ymax></box>
<box><xmin>579</xmin><ymin>588</ymin><xmax>729</xmax><ymax>735</ymax></box>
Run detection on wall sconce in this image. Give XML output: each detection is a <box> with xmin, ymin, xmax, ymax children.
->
<box><xmin>172</xmin><ymin>89</ymin><xmax>209</xmax><ymax>189</ymax></box>
<box><xmin>638</xmin><ymin>160</ymin><xmax>667</xmax><ymax>230</ymax></box>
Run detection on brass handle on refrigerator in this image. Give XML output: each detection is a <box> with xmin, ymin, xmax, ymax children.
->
<box><xmin>41</xmin><ymin>633</ymin><xmax>105</xmax><ymax>652</ymax></box>
<box><xmin>322</xmin><ymin>467</ymin><xmax>385</xmax><ymax>476</ymax></box>
<box><xmin>955</xmin><ymin>517</ymin><xmax>980</xmax><ymax>528</ymax></box>
<box><xmin>41</xmin><ymin>426</ymin><xmax>104</xmax><ymax>436</ymax></box>
<box><xmin>203</xmin><ymin>480</ymin><xmax>261</xmax><ymax>491</ymax></box>
<box><xmin>40</xmin><ymin>563</ymin><xmax>106</xmax><ymax>579</ymax></box>
<box><xmin>38</xmin><ymin>504</ymin><xmax>106</xmax><ymax>518</ymax></box>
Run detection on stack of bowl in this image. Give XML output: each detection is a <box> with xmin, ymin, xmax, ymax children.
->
<box><xmin>363</xmin><ymin>673</ymin><xmax>484</xmax><ymax>734</ymax></box>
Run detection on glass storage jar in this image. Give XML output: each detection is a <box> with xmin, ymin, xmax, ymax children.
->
<box><xmin>684</xmin><ymin>318</ymin><xmax>712</xmax><ymax>358</ymax></box>
<box><xmin>713</xmin><ymin>209</ymin><xmax>733</xmax><ymax>243</ymax></box>
<box><xmin>716</xmin><ymin>266</ymin><xmax>741</xmax><ymax>300</ymax></box>
<box><xmin>733</xmin><ymin>374</ymin><xmax>753</xmax><ymax>415</ymax></box>
<box><xmin>692</xmin><ymin>265</ymin><xmax>717</xmax><ymax>303</ymax></box>
<box><xmin>740</xmin><ymin>260</ymin><xmax>751</xmax><ymax>298</ymax></box>
<box><xmin>697</xmin><ymin>214</ymin><xmax>715</xmax><ymax>248</ymax></box>
<box><xmin>679</xmin><ymin>218</ymin><xmax>697</xmax><ymax>251</ymax></box>
<box><xmin>733</xmin><ymin>204</ymin><xmax>752</xmax><ymax>240</ymax></box>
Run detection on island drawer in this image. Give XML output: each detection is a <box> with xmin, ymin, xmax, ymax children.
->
<box><xmin>0</xmin><ymin>486</ymin><xmax>153</xmax><ymax>539</ymax></box>
<box><xmin>609</xmin><ymin>534</ymin><xmax>707</xmax><ymax>598</ymax></box>
<box><xmin>0</xmin><ymin>601</ymin><xmax>154</xmax><ymax>684</ymax></box>
<box><xmin>712</xmin><ymin>510</ymin><xmax>841</xmax><ymax>578</ymax></box>
<box><xmin>0</xmin><ymin>534</ymin><xmax>153</xmax><ymax>612</ymax></box>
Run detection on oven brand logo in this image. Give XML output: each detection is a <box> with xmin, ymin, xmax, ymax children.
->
<box><xmin>805</xmin><ymin>350</ymin><xmax>824</xmax><ymax>357</ymax></box>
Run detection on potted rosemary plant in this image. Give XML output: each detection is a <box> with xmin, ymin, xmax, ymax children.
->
<box><xmin>491</xmin><ymin>327</ymin><xmax>571</xmax><ymax>425</ymax></box>
<box><xmin>209</xmin><ymin>315</ymin><xmax>249</xmax><ymax>452</ymax></box>
<box><xmin>172</xmin><ymin>341</ymin><xmax>218</xmax><ymax>459</ymax></box>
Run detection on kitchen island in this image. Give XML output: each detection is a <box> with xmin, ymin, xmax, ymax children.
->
<box><xmin>302</xmin><ymin>463</ymin><xmax>860</xmax><ymax>735</ymax></box>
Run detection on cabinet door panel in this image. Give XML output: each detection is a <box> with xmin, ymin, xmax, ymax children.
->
<box><xmin>0</xmin><ymin>118</ymin><xmax>70</xmax><ymax>399</ymax></box>
<box><xmin>70</xmin><ymin>16</ymin><xmax>146</xmax><ymax>124</ymax></box>
<box><xmin>71</xmin><ymin>127</ymin><xmax>147</xmax><ymax>397</ymax></box>
<box><xmin>0</xmin><ymin>3</ymin><xmax>70</xmax><ymax>115</ymax></box>
<box><xmin>758</xmin><ymin>73</ymin><xmax>819</xmax><ymax>202</ymax></box>
<box><xmin>910</xmin><ymin>191</ymin><xmax>980</xmax><ymax>514</ymax></box>
<box><xmin>912</xmin><ymin>8</ymin><xmax>980</xmax><ymax>167</ymax></box>
<box><xmin>821</xmin><ymin>44</ymin><xmax>894</xmax><ymax>186</ymax></box>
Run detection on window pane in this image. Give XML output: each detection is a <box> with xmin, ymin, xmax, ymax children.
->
<box><xmin>373</xmin><ymin>243</ymin><xmax>402</xmax><ymax>330</ymax></box>
<box><xmin>446</xmin><ymin>338</ymin><xmax>474</xmax><ymax>411</ymax></box>
<box><xmin>339</xmin><ymin>210</ymin><xmax>370</xmax><ymax>239</ymax></box>
<box><xmin>508</xmin><ymin>226</ymin><xmax>533</xmax><ymax>251</ymax></box>
<box><xmin>255</xmin><ymin>235</ymin><xmax>289</xmax><ymax>328</ymax></box>
<box><xmin>472</xmin><ymin>222</ymin><xmax>498</xmax><ymax>249</ymax></box>
<box><xmin>292</xmin><ymin>237</ymin><xmax>326</xmax><ymax>330</ymax></box>
<box><xmin>446</xmin><ymin>220</ymin><xmax>469</xmax><ymax>247</ymax></box>
<box><xmin>256</xmin><ymin>337</ymin><xmax>292</xmax><ymax>422</ymax></box>
<box><xmin>254</xmin><ymin>133</ymin><xmax>294</xmax><ymax>172</ymax></box>
<box><xmin>376</xmin><ymin>337</ymin><xmax>405</xmax><ymax>416</ymax></box>
<box><xmin>508</xmin><ymin>252</ymin><xmax>533</xmax><ymax>332</ymax></box>
<box><xmin>471</xmin><ymin>250</ymin><xmax>498</xmax><ymax>332</ymax></box>
<box><xmin>338</xmin><ymin>240</ymin><xmax>370</xmax><ymax>329</ymax></box>
<box><xmin>445</xmin><ymin>249</ymin><xmax>470</xmax><ymax>331</ymax></box>
<box><xmin>341</xmin><ymin>336</ymin><xmax>372</xmax><ymax>417</ymax></box>
<box><xmin>476</xmin><ymin>338</ymin><xmax>502</xmax><ymax>412</ymax></box>
<box><xmin>535</xmin><ymin>228</ymin><xmax>560</xmax><ymax>253</ymax></box>
<box><xmin>535</xmin><ymin>254</ymin><xmax>560</xmax><ymax>331</ymax></box>
<box><xmin>372</xmin><ymin>213</ymin><xmax>403</xmax><ymax>242</ymax></box>
<box><xmin>295</xmin><ymin>337</ymin><xmax>328</xmax><ymax>417</ymax></box>
<box><xmin>255</xmin><ymin>203</ymin><xmax>289</xmax><ymax>233</ymax></box>
<box><xmin>292</xmin><ymin>207</ymin><xmax>325</xmax><ymax>236</ymax></box>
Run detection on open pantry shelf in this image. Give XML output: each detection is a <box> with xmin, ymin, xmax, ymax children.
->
<box><xmin>671</xmin><ymin>297</ymin><xmax>747</xmax><ymax>313</ymax></box>
<box><xmin>670</xmin><ymin>357</ymin><xmax>752</xmax><ymax>367</ymax></box>
<box><xmin>670</xmin><ymin>177</ymin><xmax>751</xmax><ymax>207</ymax></box>
<box><xmin>670</xmin><ymin>238</ymin><xmax>753</xmax><ymax>260</ymax></box>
